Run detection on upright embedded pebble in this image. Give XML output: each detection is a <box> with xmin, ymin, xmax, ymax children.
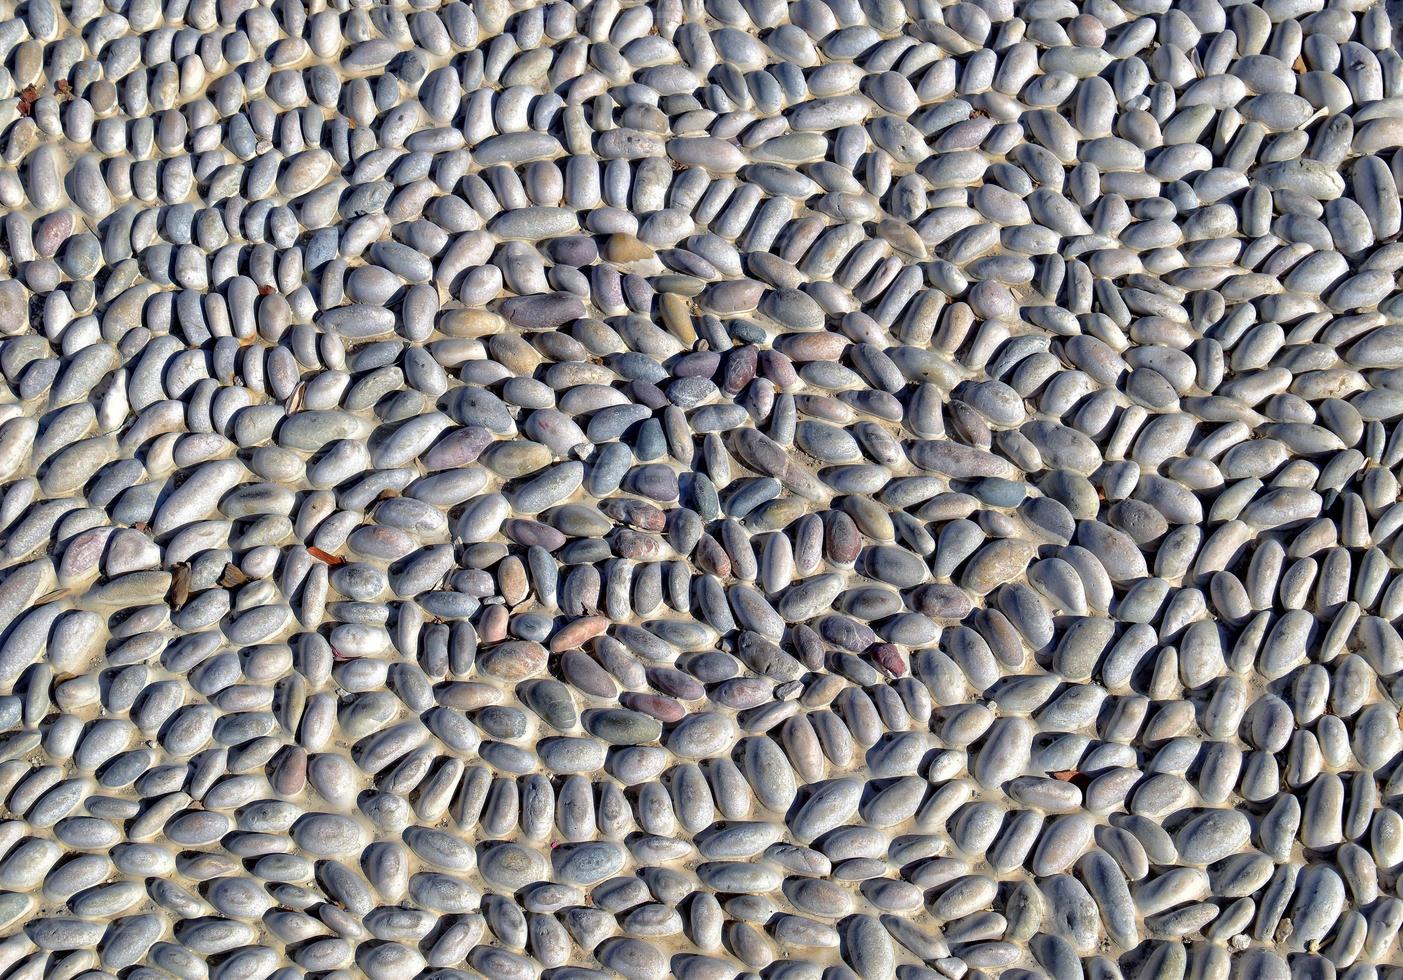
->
<box><xmin>0</xmin><ymin>0</ymin><xmax>1398</xmax><ymax>975</ymax></box>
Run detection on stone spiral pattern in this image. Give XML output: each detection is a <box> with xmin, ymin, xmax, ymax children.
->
<box><xmin>2</xmin><ymin>0</ymin><xmax>1403</xmax><ymax>977</ymax></box>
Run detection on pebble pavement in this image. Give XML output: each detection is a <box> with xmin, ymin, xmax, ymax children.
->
<box><xmin>0</xmin><ymin>0</ymin><xmax>1402</xmax><ymax>977</ymax></box>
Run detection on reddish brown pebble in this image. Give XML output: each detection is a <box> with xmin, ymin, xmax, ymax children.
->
<box><xmin>694</xmin><ymin>533</ymin><xmax>732</xmax><ymax>577</ymax></box>
<box><xmin>502</xmin><ymin>519</ymin><xmax>568</xmax><ymax>550</ymax></box>
<box><xmin>611</xmin><ymin>529</ymin><xmax>668</xmax><ymax>561</ymax></box>
<box><xmin>599</xmin><ymin>498</ymin><xmax>667</xmax><ymax>531</ymax></box>
<box><xmin>710</xmin><ymin>677</ymin><xmax>775</xmax><ymax>710</ymax></box>
<box><xmin>758</xmin><ymin>348</ymin><xmax>800</xmax><ymax>388</ymax></box>
<box><xmin>272</xmin><ymin>747</ymin><xmax>308</xmax><ymax>796</ymax></box>
<box><xmin>620</xmin><ymin>691</ymin><xmax>687</xmax><ymax>724</ymax></box>
<box><xmin>550</xmin><ymin>616</ymin><xmax>610</xmax><ymax>653</ymax></box>
<box><xmin>476</xmin><ymin>640</ymin><xmax>547</xmax><ymax>681</ymax></box>
<box><xmin>436</xmin><ymin>682</ymin><xmax>503</xmax><ymax>710</ymax></box>
<box><xmin>478</xmin><ymin>604</ymin><xmax>510</xmax><ymax>643</ymax></box>
<box><xmin>498</xmin><ymin>555</ymin><xmax>529</xmax><ymax>606</ymax></box>
<box><xmin>772</xmin><ymin>332</ymin><xmax>847</xmax><ymax>362</ymax></box>
<box><xmin>792</xmin><ymin>624</ymin><xmax>826</xmax><ymax>671</ymax></box>
<box><xmin>871</xmin><ymin>644</ymin><xmax>908</xmax><ymax>678</ymax></box>
<box><xmin>722</xmin><ymin>345</ymin><xmax>758</xmax><ymax>396</ymax></box>
<box><xmin>824</xmin><ymin>511</ymin><xmax>863</xmax><ymax>564</ymax></box>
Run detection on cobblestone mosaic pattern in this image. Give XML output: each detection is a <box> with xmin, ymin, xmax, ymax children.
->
<box><xmin>1</xmin><ymin>0</ymin><xmax>1403</xmax><ymax>977</ymax></box>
